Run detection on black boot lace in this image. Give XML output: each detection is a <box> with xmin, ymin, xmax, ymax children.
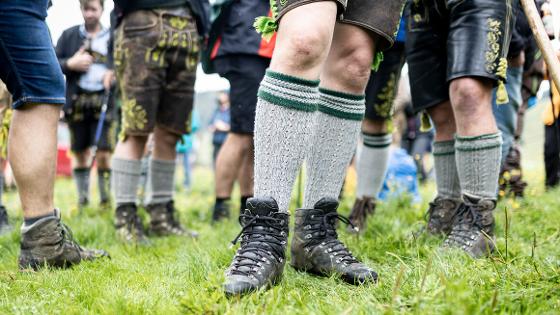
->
<box><xmin>305</xmin><ymin>212</ymin><xmax>359</xmax><ymax>265</ymax></box>
<box><xmin>228</xmin><ymin>213</ymin><xmax>287</xmax><ymax>277</ymax></box>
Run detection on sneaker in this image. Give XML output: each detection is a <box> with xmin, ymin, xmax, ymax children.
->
<box><xmin>442</xmin><ymin>195</ymin><xmax>496</xmax><ymax>258</ymax></box>
<box><xmin>0</xmin><ymin>205</ymin><xmax>12</xmax><ymax>235</ymax></box>
<box><xmin>147</xmin><ymin>200</ymin><xmax>198</xmax><ymax>238</ymax></box>
<box><xmin>425</xmin><ymin>198</ymin><xmax>461</xmax><ymax>235</ymax></box>
<box><xmin>114</xmin><ymin>203</ymin><xmax>148</xmax><ymax>244</ymax></box>
<box><xmin>291</xmin><ymin>198</ymin><xmax>377</xmax><ymax>285</ymax></box>
<box><xmin>223</xmin><ymin>197</ymin><xmax>289</xmax><ymax>296</ymax></box>
<box><xmin>347</xmin><ymin>197</ymin><xmax>375</xmax><ymax>234</ymax></box>
<box><xmin>212</xmin><ymin>200</ymin><xmax>231</xmax><ymax>222</ymax></box>
<box><xmin>18</xmin><ymin>209</ymin><xmax>109</xmax><ymax>270</ymax></box>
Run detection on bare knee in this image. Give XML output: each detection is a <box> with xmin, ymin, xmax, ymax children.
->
<box><xmin>153</xmin><ymin>127</ymin><xmax>180</xmax><ymax>159</ymax></box>
<box><xmin>449</xmin><ymin>78</ymin><xmax>492</xmax><ymax>118</ymax></box>
<box><xmin>427</xmin><ymin>101</ymin><xmax>456</xmax><ymax>141</ymax></box>
<box><xmin>276</xmin><ymin>29</ymin><xmax>333</xmax><ymax>73</ymax></box>
<box><xmin>96</xmin><ymin>151</ymin><xmax>112</xmax><ymax>169</ymax></box>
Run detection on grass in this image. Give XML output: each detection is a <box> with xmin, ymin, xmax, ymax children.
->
<box><xmin>1</xmin><ymin>109</ymin><xmax>560</xmax><ymax>314</ymax></box>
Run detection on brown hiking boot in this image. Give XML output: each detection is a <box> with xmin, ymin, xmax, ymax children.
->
<box><xmin>291</xmin><ymin>198</ymin><xmax>377</xmax><ymax>285</ymax></box>
<box><xmin>147</xmin><ymin>200</ymin><xmax>198</xmax><ymax>238</ymax></box>
<box><xmin>425</xmin><ymin>198</ymin><xmax>461</xmax><ymax>235</ymax></box>
<box><xmin>115</xmin><ymin>203</ymin><xmax>148</xmax><ymax>244</ymax></box>
<box><xmin>18</xmin><ymin>209</ymin><xmax>109</xmax><ymax>270</ymax></box>
<box><xmin>443</xmin><ymin>195</ymin><xmax>496</xmax><ymax>258</ymax></box>
<box><xmin>347</xmin><ymin>197</ymin><xmax>375</xmax><ymax>234</ymax></box>
<box><xmin>223</xmin><ymin>197</ymin><xmax>289</xmax><ymax>296</ymax></box>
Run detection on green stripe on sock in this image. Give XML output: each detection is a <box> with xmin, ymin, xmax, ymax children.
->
<box><xmin>258</xmin><ymin>89</ymin><xmax>318</xmax><ymax>112</ymax></box>
<box><xmin>433</xmin><ymin>151</ymin><xmax>456</xmax><ymax>157</ymax></box>
<box><xmin>318</xmin><ymin>104</ymin><xmax>364</xmax><ymax>121</ymax></box>
<box><xmin>455</xmin><ymin>144</ymin><xmax>502</xmax><ymax>152</ymax></box>
<box><xmin>265</xmin><ymin>70</ymin><xmax>320</xmax><ymax>87</ymax></box>
<box><xmin>319</xmin><ymin>87</ymin><xmax>365</xmax><ymax>101</ymax></box>
<box><xmin>455</xmin><ymin>133</ymin><xmax>501</xmax><ymax>141</ymax></box>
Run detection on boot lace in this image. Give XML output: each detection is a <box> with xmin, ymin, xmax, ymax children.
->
<box><xmin>228</xmin><ymin>213</ymin><xmax>287</xmax><ymax>277</ymax></box>
<box><xmin>305</xmin><ymin>212</ymin><xmax>359</xmax><ymax>265</ymax></box>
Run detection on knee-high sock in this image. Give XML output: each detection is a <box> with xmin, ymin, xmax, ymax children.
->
<box><xmin>355</xmin><ymin>133</ymin><xmax>392</xmax><ymax>199</ymax></box>
<box><xmin>145</xmin><ymin>158</ymin><xmax>176</xmax><ymax>205</ymax></box>
<box><xmin>433</xmin><ymin>140</ymin><xmax>462</xmax><ymax>200</ymax></box>
<box><xmin>73</xmin><ymin>167</ymin><xmax>90</xmax><ymax>203</ymax></box>
<box><xmin>254</xmin><ymin>70</ymin><xmax>319</xmax><ymax>213</ymax></box>
<box><xmin>112</xmin><ymin>157</ymin><xmax>142</xmax><ymax>206</ymax></box>
<box><xmin>455</xmin><ymin>133</ymin><xmax>502</xmax><ymax>200</ymax></box>
<box><xmin>303</xmin><ymin>87</ymin><xmax>365</xmax><ymax>208</ymax></box>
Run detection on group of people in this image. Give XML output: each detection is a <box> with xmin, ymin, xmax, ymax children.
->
<box><xmin>0</xmin><ymin>0</ymin><xmax>557</xmax><ymax>298</ymax></box>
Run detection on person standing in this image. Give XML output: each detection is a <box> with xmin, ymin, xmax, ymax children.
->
<box><xmin>209</xmin><ymin>92</ymin><xmax>230</xmax><ymax>167</ymax></box>
<box><xmin>0</xmin><ymin>0</ymin><xmax>108</xmax><ymax>269</ymax></box>
<box><xmin>56</xmin><ymin>0</ymin><xmax>116</xmax><ymax>208</ymax></box>
<box><xmin>0</xmin><ymin>81</ymin><xmax>12</xmax><ymax>234</ymax></box>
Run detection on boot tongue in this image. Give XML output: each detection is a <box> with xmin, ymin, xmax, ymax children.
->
<box><xmin>313</xmin><ymin>197</ymin><xmax>339</xmax><ymax>214</ymax></box>
<box><xmin>246</xmin><ymin>197</ymin><xmax>279</xmax><ymax>216</ymax></box>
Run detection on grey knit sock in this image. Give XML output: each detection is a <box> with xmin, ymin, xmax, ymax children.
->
<box><xmin>356</xmin><ymin>133</ymin><xmax>392</xmax><ymax>199</ymax></box>
<box><xmin>433</xmin><ymin>140</ymin><xmax>462</xmax><ymax>200</ymax></box>
<box><xmin>111</xmin><ymin>157</ymin><xmax>142</xmax><ymax>206</ymax></box>
<box><xmin>98</xmin><ymin>169</ymin><xmax>111</xmax><ymax>203</ymax></box>
<box><xmin>254</xmin><ymin>70</ymin><xmax>320</xmax><ymax>213</ymax></box>
<box><xmin>73</xmin><ymin>168</ymin><xmax>90</xmax><ymax>204</ymax></box>
<box><xmin>303</xmin><ymin>87</ymin><xmax>365</xmax><ymax>208</ymax></box>
<box><xmin>145</xmin><ymin>158</ymin><xmax>176</xmax><ymax>205</ymax></box>
<box><xmin>455</xmin><ymin>133</ymin><xmax>502</xmax><ymax>200</ymax></box>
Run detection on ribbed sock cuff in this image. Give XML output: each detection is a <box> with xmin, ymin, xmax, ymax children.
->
<box><xmin>362</xmin><ymin>132</ymin><xmax>392</xmax><ymax>148</ymax></box>
<box><xmin>455</xmin><ymin>133</ymin><xmax>502</xmax><ymax>152</ymax></box>
<box><xmin>433</xmin><ymin>140</ymin><xmax>456</xmax><ymax>156</ymax></box>
<box><xmin>146</xmin><ymin>159</ymin><xmax>176</xmax><ymax>205</ymax></box>
<box><xmin>258</xmin><ymin>70</ymin><xmax>320</xmax><ymax>112</ymax></box>
<box><xmin>318</xmin><ymin>87</ymin><xmax>365</xmax><ymax>121</ymax></box>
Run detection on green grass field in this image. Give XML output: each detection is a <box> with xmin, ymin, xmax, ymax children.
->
<box><xmin>1</xmin><ymin>108</ymin><xmax>559</xmax><ymax>314</ymax></box>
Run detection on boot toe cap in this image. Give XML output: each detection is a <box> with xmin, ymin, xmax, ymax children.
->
<box><xmin>343</xmin><ymin>265</ymin><xmax>378</xmax><ymax>285</ymax></box>
<box><xmin>223</xmin><ymin>278</ymin><xmax>258</xmax><ymax>296</ymax></box>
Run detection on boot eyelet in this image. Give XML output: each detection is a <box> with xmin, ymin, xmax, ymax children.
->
<box><xmin>281</xmin><ymin>231</ymin><xmax>286</xmax><ymax>236</ymax></box>
<box><xmin>305</xmin><ymin>234</ymin><xmax>312</xmax><ymax>239</ymax></box>
<box><xmin>281</xmin><ymin>241</ymin><xmax>286</xmax><ymax>245</ymax></box>
<box><xmin>310</xmin><ymin>215</ymin><xmax>315</xmax><ymax>219</ymax></box>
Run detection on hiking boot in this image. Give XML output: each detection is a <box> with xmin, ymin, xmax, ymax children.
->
<box><xmin>147</xmin><ymin>200</ymin><xmax>198</xmax><ymax>238</ymax></box>
<box><xmin>291</xmin><ymin>197</ymin><xmax>378</xmax><ymax>285</ymax></box>
<box><xmin>0</xmin><ymin>205</ymin><xmax>12</xmax><ymax>235</ymax></box>
<box><xmin>78</xmin><ymin>197</ymin><xmax>89</xmax><ymax>208</ymax></box>
<box><xmin>442</xmin><ymin>195</ymin><xmax>496</xmax><ymax>258</ymax></box>
<box><xmin>347</xmin><ymin>197</ymin><xmax>375</xmax><ymax>234</ymax></box>
<box><xmin>223</xmin><ymin>197</ymin><xmax>289</xmax><ymax>296</ymax></box>
<box><xmin>425</xmin><ymin>198</ymin><xmax>461</xmax><ymax>235</ymax></box>
<box><xmin>212</xmin><ymin>200</ymin><xmax>231</xmax><ymax>222</ymax></box>
<box><xmin>114</xmin><ymin>203</ymin><xmax>148</xmax><ymax>244</ymax></box>
<box><xmin>18</xmin><ymin>209</ymin><xmax>109</xmax><ymax>270</ymax></box>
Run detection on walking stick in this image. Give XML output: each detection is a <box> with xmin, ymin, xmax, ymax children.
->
<box><xmin>521</xmin><ymin>0</ymin><xmax>560</xmax><ymax>90</ymax></box>
<box><xmin>89</xmin><ymin>90</ymin><xmax>111</xmax><ymax>169</ymax></box>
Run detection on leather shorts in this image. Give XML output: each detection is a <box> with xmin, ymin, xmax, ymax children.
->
<box><xmin>276</xmin><ymin>0</ymin><xmax>406</xmax><ymax>50</ymax></box>
<box><xmin>406</xmin><ymin>0</ymin><xmax>515</xmax><ymax>111</ymax></box>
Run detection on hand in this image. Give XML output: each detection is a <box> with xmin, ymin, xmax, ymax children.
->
<box><xmin>102</xmin><ymin>70</ymin><xmax>115</xmax><ymax>90</ymax></box>
<box><xmin>67</xmin><ymin>47</ymin><xmax>93</xmax><ymax>72</ymax></box>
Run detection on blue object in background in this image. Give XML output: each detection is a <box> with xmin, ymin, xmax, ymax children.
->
<box><xmin>527</xmin><ymin>96</ymin><xmax>537</xmax><ymax>109</ymax></box>
<box><xmin>379</xmin><ymin>147</ymin><xmax>421</xmax><ymax>203</ymax></box>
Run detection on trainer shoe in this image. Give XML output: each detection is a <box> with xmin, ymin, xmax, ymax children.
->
<box><xmin>425</xmin><ymin>198</ymin><xmax>461</xmax><ymax>235</ymax></box>
<box><xmin>443</xmin><ymin>195</ymin><xmax>496</xmax><ymax>258</ymax></box>
<box><xmin>115</xmin><ymin>203</ymin><xmax>148</xmax><ymax>244</ymax></box>
<box><xmin>291</xmin><ymin>198</ymin><xmax>377</xmax><ymax>285</ymax></box>
<box><xmin>347</xmin><ymin>197</ymin><xmax>375</xmax><ymax>234</ymax></box>
<box><xmin>18</xmin><ymin>209</ymin><xmax>109</xmax><ymax>270</ymax></box>
<box><xmin>0</xmin><ymin>205</ymin><xmax>12</xmax><ymax>235</ymax></box>
<box><xmin>147</xmin><ymin>200</ymin><xmax>198</xmax><ymax>238</ymax></box>
<box><xmin>223</xmin><ymin>197</ymin><xmax>289</xmax><ymax>296</ymax></box>
<box><xmin>212</xmin><ymin>200</ymin><xmax>231</xmax><ymax>222</ymax></box>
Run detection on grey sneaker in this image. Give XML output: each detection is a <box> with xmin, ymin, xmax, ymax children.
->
<box><xmin>347</xmin><ymin>197</ymin><xmax>375</xmax><ymax>234</ymax></box>
<box><xmin>442</xmin><ymin>195</ymin><xmax>496</xmax><ymax>258</ymax></box>
<box><xmin>147</xmin><ymin>201</ymin><xmax>198</xmax><ymax>238</ymax></box>
<box><xmin>115</xmin><ymin>203</ymin><xmax>148</xmax><ymax>244</ymax></box>
<box><xmin>0</xmin><ymin>205</ymin><xmax>12</xmax><ymax>235</ymax></box>
<box><xmin>18</xmin><ymin>209</ymin><xmax>109</xmax><ymax>270</ymax></box>
<box><xmin>223</xmin><ymin>197</ymin><xmax>289</xmax><ymax>296</ymax></box>
<box><xmin>291</xmin><ymin>198</ymin><xmax>377</xmax><ymax>285</ymax></box>
<box><xmin>425</xmin><ymin>198</ymin><xmax>461</xmax><ymax>235</ymax></box>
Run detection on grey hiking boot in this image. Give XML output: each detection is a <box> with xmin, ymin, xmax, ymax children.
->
<box><xmin>347</xmin><ymin>197</ymin><xmax>375</xmax><ymax>234</ymax></box>
<box><xmin>18</xmin><ymin>209</ymin><xmax>109</xmax><ymax>270</ymax></box>
<box><xmin>115</xmin><ymin>203</ymin><xmax>148</xmax><ymax>244</ymax></box>
<box><xmin>223</xmin><ymin>197</ymin><xmax>289</xmax><ymax>296</ymax></box>
<box><xmin>425</xmin><ymin>198</ymin><xmax>461</xmax><ymax>235</ymax></box>
<box><xmin>0</xmin><ymin>205</ymin><xmax>12</xmax><ymax>235</ymax></box>
<box><xmin>442</xmin><ymin>195</ymin><xmax>496</xmax><ymax>258</ymax></box>
<box><xmin>291</xmin><ymin>198</ymin><xmax>378</xmax><ymax>285</ymax></box>
<box><xmin>147</xmin><ymin>201</ymin><xmax>198</xmax><ymax>238</ymax></box>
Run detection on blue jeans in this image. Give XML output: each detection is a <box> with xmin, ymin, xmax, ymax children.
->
<box><xmin>492</xmin><ymin>66</ymin><xmax>523</xmax><ymax>165</ymax></box>
<box><xmin>0</xmin><ymin>0</ymin><xmax>65</xmax><ymax>108</ymax></box>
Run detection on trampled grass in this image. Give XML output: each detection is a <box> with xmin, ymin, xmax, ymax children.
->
<box><xmin>0</xmin><ymin>165</ymin><xmax>559</xmax><ymax>314</ymax></box>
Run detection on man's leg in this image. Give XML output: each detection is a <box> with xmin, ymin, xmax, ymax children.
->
<box><xmin>213</xmin><ymin>133</ymin><xmax>252</xmax><ymax>221</ymax></box>
<box><xmin>71</xmin><ymin>150</ymin><xmax>91</xmax><ymax>207</ymax></box>
<box><xmin>237</xmin><ymin>142</ymin><xmax>254</xmax><ymax>212</ymax></box>
<box><xmin>96</xmin><ymin>150</ymin><xmax>112</xmax><ymax>206</ymax></box>
<box><xmin>224</xmin><ymin>2</ymin><xmax>338</xmax><ymax>296</ymax></box>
